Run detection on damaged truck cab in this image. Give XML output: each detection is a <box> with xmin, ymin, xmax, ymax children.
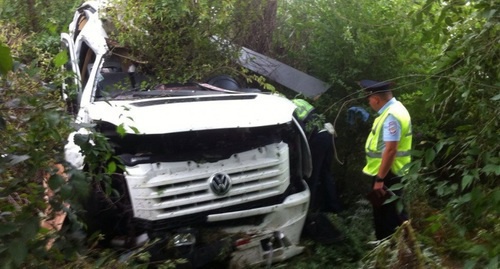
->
<box><xmin>61</xmin><ymin>1</ymin><xmax>311</xmax><ymax>267</ymax></box>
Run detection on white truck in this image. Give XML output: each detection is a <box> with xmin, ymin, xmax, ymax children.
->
<box><xmin>61</xmin><ymin>1</ymin><xmax>312</xmax><ymax>268</ymax></box>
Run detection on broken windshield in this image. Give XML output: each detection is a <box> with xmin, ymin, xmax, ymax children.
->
<box><xmin>93</xmin><ymin>54</ymin><xmax>233</xmax><ymax>100</ymax></box>
<box><xmin>93</xmin><ymin>52</ymin><xmax>155</xmax><ymax>99</ymax></box>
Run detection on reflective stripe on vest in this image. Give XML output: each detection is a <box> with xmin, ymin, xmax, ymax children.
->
<box><xmin>363</xmin><ymin>101</ymin><xmax>412</xmax><ymax>176</ymax></box>
<box><xmin>292</xmin><ymin>99</ymin><xmax>315</xmax><ymax>121</ymax></box>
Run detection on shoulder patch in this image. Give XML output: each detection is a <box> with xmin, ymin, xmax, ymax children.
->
<box><xmin>388</xmin><ymin>121</ymin><xmax>397</xmax><ymax>135</ymax></box>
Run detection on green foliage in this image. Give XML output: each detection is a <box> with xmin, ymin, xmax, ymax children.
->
<box><xmin>361</xmin><ymin>221</ymin><xmax>441</xmax><ymax>269</ymax></box>
<box><xmin>273</xmin><ymin>0</ymin><xmax>436</xmax><ymax>203</ymax></box>
<box><xmin>105</xmin><ymin>0</ymin><xmax>245</xmax><ymax>83</ymax></box>
<box><xmin>401</xmin><ymin>0</ymin><xmax>500</xmax><ymax>266</ymax></box>
<box><xmin>0</xmin><ymin>43</ymin><xmax>13</xmax><ymax>75</ymax></box>
<box><xmin>0</xmin><ymin>0</ymin><xmax>498</xmax><ymax>267</ymax></box>
<box><xmin>0</xmin><ymin>18</ymin><xmax>141</xmax><ymax>268</ymax></box>
<box><xmin>275</xmin><ymin>0</ymin><xmax>498</xmax><ymax>267</ymax></box>
<box><xmin>274</xmin><ymin>0</ymin><xmax>430</xmax><ymax>86</ymax></box>
<box><xmin>0</xmin><ymin>0</ymin><xmax>78</xmax><ymax>67</ymax></box>
<box><xmin>0</xmin><ymin>0</ymin><xmax>78</xmax><ymax>34</ymax></box>
<box><xmin>280</xmin><ymin>202</ymin><xmax>375</xmax><ymax>269</ymax></box>
<box><xmin>0</xmin><ymin>54</ymin><xmax>75</xmax><ymax>267</ymax></box>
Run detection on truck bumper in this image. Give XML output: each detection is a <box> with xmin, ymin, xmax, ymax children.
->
<box><xmin>206</xmin><ymin>180</ymin><xmax>310</xmax><ymax>268</ymax></box>
<box><xmin>124</xmin><ymin>181</ymin><xmax>310</xmax><ymax>268</ymax></box>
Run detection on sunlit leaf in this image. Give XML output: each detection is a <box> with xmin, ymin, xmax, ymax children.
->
<box><xmin>53</xmin><ymin>51</ymin><xmax>68</xmax><ymax>68</ymax></box>
<box><xmin>116</xmin><ymin>124</ymin><xmax>126</xmax><ymax>137</ymax></box>
<box><xmin>107</xmin><ymin>161</ymin><xmax>116</xmax><ymax>174</ymax></box>
<box><xmin>0</xmin><ymin>43</ymin><xmax>13</xmax><ymax>75</ymax></box>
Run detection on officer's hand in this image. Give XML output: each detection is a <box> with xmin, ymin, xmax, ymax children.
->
<box><xmin>373</xmin><ymin>181</ymin><xmax>384</xmax><ymax>190</ymax></box>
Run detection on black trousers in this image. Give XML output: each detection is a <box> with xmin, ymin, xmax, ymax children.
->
<box><xmin>371</xmin><ymin>172</ymin><xmax>408</xmax><ymax>240</ymax></box>
<box><xmin>307</xmin><ymin>131</ymin><xmax>342</xmax><ymax>213</ymax></box>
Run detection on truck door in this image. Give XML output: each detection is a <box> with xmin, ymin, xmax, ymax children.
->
<box><xmin>61</xmin><ymin>33</ymin><xmax>82</xmax><ymax>115</ymax></box>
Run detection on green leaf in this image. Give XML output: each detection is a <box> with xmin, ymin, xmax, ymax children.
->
<box><xmin>424</xmin><ymin>148</ymin><xmax>436</xmax><ymax>165</ymax></box>
<box><xmin>8</xmin><ymin>240</ymin><xmax>28</xmax><ymax>267</ymax></box>
<box><xmin>410</xmin><ymin>149</ymin><xmax>424</xmax><ymax>158</ymax></box>
<box><xmin>415</xmin><ymin>11</ymin><xmax>423</xmax><ymax>26</ymax></box>
<box><xmin>59</xmin><ymin>184</ymin><xmax>73</xmax><ymax>199</ymax></box>
<box><xmin>73</xmin><ymin>133</ymin><xmax>90</xmax><ymax>146</ymax></box>
<box><xmin>383</xmin><ymin>195</ymin><xmax>399</xmax><ymax>205</ymax></box>
<box><xmin>482</xmin><ymin>164</ymin><xmax>500</xmax><ymax>176</ymax></box>
<box><xmin>456</xmin><ymin>193</ymin><xmax>471</xmax><ymax>205</ymax></box>
<box><xmin>456</xmin><ymin>125</ymin><xmax>473</xmax><ymax>131</ymax></box>
<box><xmin>467</xmin><ymin>244</ymin><xmax>488</xmax><ymax>255</ymax></box>
<box><xmin>21</xmin><ymin>218</ymin><xmax>40</xmax><ymax>240</ymax></box>
<box><xmin>435</xmin><ymin>141</ymin><xmax>444</xmax><ymax>153</ymax></box>
<box><xmin>396</xmin><ymin>200</ymin><xmax>404</xmax><ymax>214</ymax></box>
<box><xmin>0</xmin><ymin>224</ymin><xmax>18</xmax><ymax>236</ymax></box>
<box><xmin>444</xmin><ymin>17</ymin><xmax>453</xmax><ymax>26</ymax></box>
<box><xmin>130</xmin><ymin>126</ymin><xmax>140</xmax><ymax>134</ymax></box>
<box><xmin>491</xmin><ymin>94</ymin><xmax>500</xmax><ymax>101</ymax></box>
<box><xmin>389</xmin><ymin>183</ymin><xmax>404</xmax><ymax>191</ymax></box>
<box><xmin>107</xmin><ymin>161</ymin><xmax>117</xmax><ymax>174</ymax></box>
<box><xmin>53</xmin><ymin>51</ymin><xmax>68</xmax><ymax>68</ymax></box>
<box><xmin>0</xmin><ymin>44</ymin><xmax>13</xmax><ymax>75</ymax></box>
<box><xmin>70</xmin><ymin>170</ymin><xmax>91</xmax><ymax>198</ymax></box>
<box><xmin>464</xmin><ymin>259</ymin><xmax>477</xmax><ymax>269</ymax></box>
<box><xmin>487</xmin><ymin>256</ymin><xmax>498</xmax><ymax>269</ymax></box>
<box><xmin>461</xmin><ymin>175</ymin><xmax>474</xmax><ymax>190</ymax></box>
<box><xmin>48</xmin><ymin>174</ymin><xmax>65</xmax><ymax>190</ymax></box>
<box><xmin>264</xmin><ymin>83</ymin><xmax>275</xmax><ymax>91</ymax></box>
<box><xmin>116</xmin><ymin>124</ymin><xmax>126</xmax><ymax>137</ymax></box>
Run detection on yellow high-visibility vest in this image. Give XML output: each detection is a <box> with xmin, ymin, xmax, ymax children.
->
<box><xmin>292</xmin><ymin>99</ymin><xmax>315</xmax><ymax>121</ymax></box>
<box><xmin>363</xmin><ymin>101</ymin><xmax>412</xmax><ymax>176</ymax></box>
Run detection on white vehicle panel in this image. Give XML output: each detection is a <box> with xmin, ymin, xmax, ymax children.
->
<box><xmin>87</xmin><ymin>93</ymin><xmax>296</xmax><ymax>134</ymax></box>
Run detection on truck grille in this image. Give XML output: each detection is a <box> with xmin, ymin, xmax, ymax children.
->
<box><xmin>125</xmin><ymin>142</ymin><xmax>290</xmax><ymax>221</ymax></box>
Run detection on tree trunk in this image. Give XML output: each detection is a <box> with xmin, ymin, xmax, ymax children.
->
<box><xmin>236</xmin><ymin>0</ymin><xmax>277</xmax><ymax>55</ymax></box>
<box><xmin>26</xmin><ymin>0</ymin><xmax>39</xmax><ymax>32</ymax></box>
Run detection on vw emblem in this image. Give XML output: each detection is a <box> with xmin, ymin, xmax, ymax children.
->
<box><xmin>209</xmin><ymin>172</ymin><xmax>232</xmax><ymax>196</ymax></box>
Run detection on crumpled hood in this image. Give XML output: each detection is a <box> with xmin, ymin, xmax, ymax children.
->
<box><xmin>87</xmin><ymin>93</ymin><xmax>296</xmax><ymax>134</ymax></box>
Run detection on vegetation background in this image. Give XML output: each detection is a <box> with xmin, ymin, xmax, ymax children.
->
<box><xmin>0</xmin><ymin>0</ymin><xmax>498</xmax><ymax>268</ymax></box>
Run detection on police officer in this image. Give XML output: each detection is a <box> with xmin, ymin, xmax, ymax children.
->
<box><xmin>292</xmin><ymin>99</ymin><xmax>341</xmax><ymax>213</ymax></box>
<box><xmin>359</xmin><ymin>80</ymin><xmax>412</xmax><ymax>240</ymax></box>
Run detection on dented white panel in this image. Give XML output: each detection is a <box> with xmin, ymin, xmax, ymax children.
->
<box><xmin>87</xmin><ymin>93</ymin><xmax>296</xmax><ymax>134</ymax></box>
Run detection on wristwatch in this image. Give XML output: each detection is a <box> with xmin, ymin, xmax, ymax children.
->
<box><xmin>375</xmin><ymin>176</ymin><xmax>384</xmax><ymax>183</ymax></box>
